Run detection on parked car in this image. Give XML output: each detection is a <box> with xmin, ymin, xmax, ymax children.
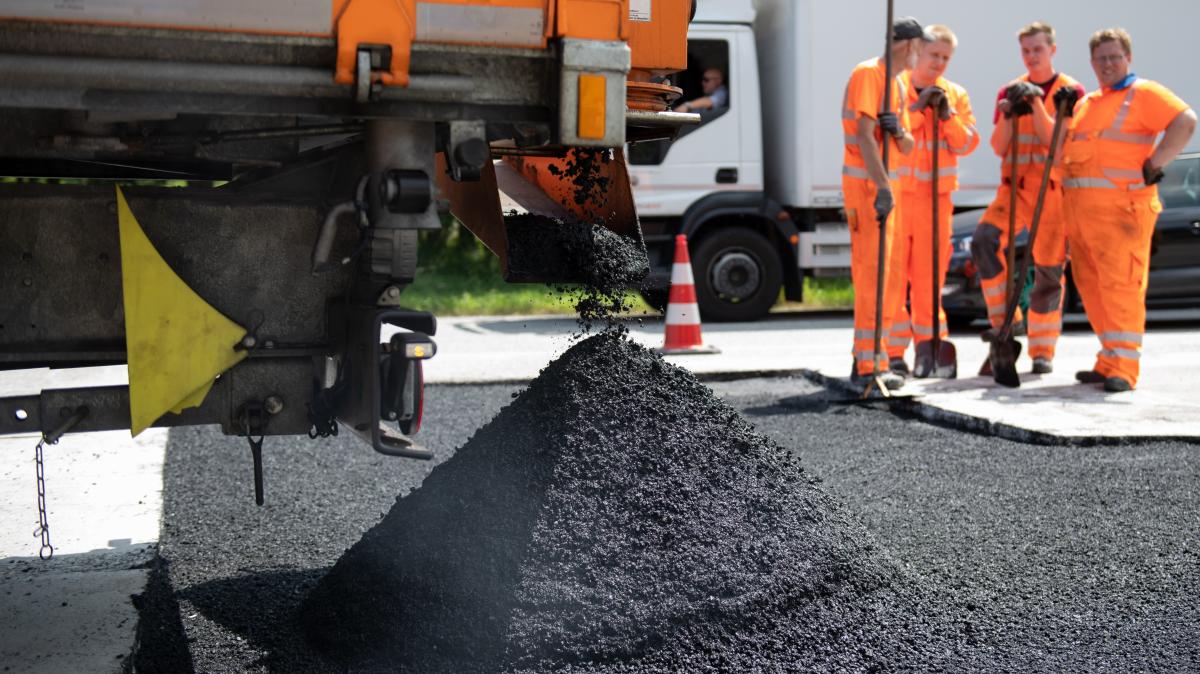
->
<box><xmin>943</xmin><ymin>151</ymin><xmax>1200</xmax><ymax>326</ymax></box>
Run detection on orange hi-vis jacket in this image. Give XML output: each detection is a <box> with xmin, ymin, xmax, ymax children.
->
<box><xmin>1064</xmin><ymin>78</ymin><xmax>1190</xmax><ymax>203</ymax></box>
<box><xmin>842</xmin><ymin>57</ymin><xmax>910</xmax><ymax>182</ymax></box>
<box><xmin>1005</xmin><ymin>72</ymin><xmax>1082</xmax><ymax>185</ymax></box>
<box><xmin>899</xmin><ymin>71</ymin><xmax>979</xmax><ymax>193</ymax></box>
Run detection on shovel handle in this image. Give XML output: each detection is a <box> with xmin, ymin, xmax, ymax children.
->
<box><xmin>931</xmin><ymin>110</ymin><xmax>941</xmax><ymax>347</ymax></box>
<box><xmin>868</xmin><ymin>0</ymin><xmax>896</xmax><ymax>381</ymax></box>
<box><xmin>996</xmin><ymin>96</ymin><xmax>1071</xmax><ymax>339</ymax></box>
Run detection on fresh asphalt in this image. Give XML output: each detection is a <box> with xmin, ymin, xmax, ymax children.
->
<box><xmin>133</xmin><ymin>373</ymin><xmax>1200</xmax><ymax>672</ymax></box>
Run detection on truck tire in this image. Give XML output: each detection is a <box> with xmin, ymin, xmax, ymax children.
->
<box><xmin>692</xmin><ymin>228</ymin><xmax>783</xmax><ymax>322</ymax></box>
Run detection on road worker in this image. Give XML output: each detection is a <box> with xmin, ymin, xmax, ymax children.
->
<box><xmin>969</xmin><ymin>22</ymin><xmax>1085</xmax><ymax>375</ymax></box>
<box><xmin>887</xmin><ymin>24</ymin><xmax>980</xmax><ymax>375</ymax></box>
<box><xmin>842</xmin><ymin>16</ymin><xmax>921</xmax><ymax>389</ymax></box>
<box><xmin>1060</xmin><ymin>28</ymin><xmax>1196</xmax><ymax>392</ymax></box>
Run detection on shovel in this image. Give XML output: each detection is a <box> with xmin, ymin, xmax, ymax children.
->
<box><xmin>859</xmin><ymin>0</ymin><xmax>897</xmax><ymax>400</ymax></box>
<box><xmin>914</xmin><ymin>108</ymin><xmax>957</xmax><ymax>378</ymax></box>
<box><xmin>987</xmin><ymin>96</ymin><xmax>1070</xmax><ymax>387</ymax></box>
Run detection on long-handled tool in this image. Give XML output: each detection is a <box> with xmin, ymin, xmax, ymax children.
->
<box><xmin>979</xmin><ymin>114</ymin><xmax>1023</xmax><ymax>378</ymax></box>
<box><xmin>987</xmin><ymin>96</ymin><xmax>1070</xmax><ymax>387</ymax></box>
<box><xmin>860</xmin><ymin>0</ymin><xmax>896</xmax><ymax>400</ymax></box>
<box><xmin>914</xmin><ymin>106</ymin><xmax>957</xmax><ymax>378</ymax></box>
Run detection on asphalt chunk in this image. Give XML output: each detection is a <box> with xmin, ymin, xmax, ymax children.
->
<box><xmin>300</xmin><ymin>333</ymin><xmax>964</xmax><ymax>671</ymax></box>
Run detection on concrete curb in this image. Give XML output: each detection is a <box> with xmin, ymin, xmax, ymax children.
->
<box><xmin>802</xmin><ymin>369</ymin><xmax>1200</xmax><ymax>447</ymax></box>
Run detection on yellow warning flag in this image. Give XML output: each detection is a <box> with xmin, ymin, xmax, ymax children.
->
<box><xmin>116</xmin><ymin>186</ymin><xmax>248</xmax><ymax>436</ymax></box>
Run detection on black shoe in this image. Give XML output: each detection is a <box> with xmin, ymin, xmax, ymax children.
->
<box><xmin>850</xmin><ymin>369</ymin><xmax>905</xmax><ymax>391</ymax></box>
<box><xmin>1075</xmin><ymin>370</ymin><xmax>1105</xmax><ymax>384</ymax></box>
<box><xmin>889</xmin><ymin>357</ymin><xmax>910</xmax><ymax>376</ymax></box>
<box><xmin>1103</xmin><ymin>377</ymin><xmax>1133</xmax><ymax>392</ymax></box>
<box><xmin>1031</xmin><ymin>358</ymin><xmax>1053</xmax><ymax>375</ymax></box>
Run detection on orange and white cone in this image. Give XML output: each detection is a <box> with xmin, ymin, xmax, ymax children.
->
<box><xmin>655</xmin><ymin>234</ymin><xmax>720</xmax><ymax>355</ymax></box>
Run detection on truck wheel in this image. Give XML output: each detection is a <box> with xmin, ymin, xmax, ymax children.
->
<box><xmin>692</xmin><ymin>228</ymin><xmax>783</xmax><ymax>322</ymax></box>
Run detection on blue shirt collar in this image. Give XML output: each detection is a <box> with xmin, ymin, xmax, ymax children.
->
<box><xmin>1112</xmin><ymin>72</ymin><xmax>1138</xmax><ymax>91</ymax></box>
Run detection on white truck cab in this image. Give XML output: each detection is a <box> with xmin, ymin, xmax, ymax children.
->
<box><xmin>629</xmin><ymin>0</ymin><xmax>845</xmax><ymax>322</ymax></box>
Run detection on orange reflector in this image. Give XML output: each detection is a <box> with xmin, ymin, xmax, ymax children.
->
<box><xmin>789</xmin><ymin>234</ymin><xmax>800</xmax><ymax>245</ymax></box>
<box><xmin>578</xmin><ymin>73</ymin><xmax>607</xmax><ymax>140</ymax></box>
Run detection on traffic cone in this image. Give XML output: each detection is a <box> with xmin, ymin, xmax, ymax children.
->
<box><xmin>655</xmin><ymin>234</ymin><xmax>720</xmax><ymax>355</ymax></box>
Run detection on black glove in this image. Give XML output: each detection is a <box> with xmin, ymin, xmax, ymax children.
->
<box><xmin>1053</xmin><ymin>86</ymin><xmax>1080</xmax><ymax>117</ymax></box>
<box><xmin>878</xmin><ymin>111</ymin><xmax>903</xmax><ymax>139</ymax></box>
<box><xmin>1143</xmin><ymin>159</ymin><xmax>1165</xmax><ymax>186</ymax></box>
<box><xmin>937</xmin><ymin>92</ymin><xmax>952</xmax><ymax>121</ymax></box>
<box><xmin>1004</xmin><ymin>82</ymin><xmax>1044</xmax><ymax>117</ymax></box>
<box><xmin>873</xmin><ymin>186</ymin><xmax>894</xmax><ymax>221</ymax></box>
<box><xmin>921</xmin><ymin>86</ymin><xmax>946</xmax><ymax>109</ymax></box>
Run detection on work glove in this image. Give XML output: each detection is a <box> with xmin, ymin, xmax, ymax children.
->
<box><xmin>878</xmin><ymin>111</ymin><xmax>903</xmax><ymax>139</ymax></box>
<box><xmin>1142</xmin><ymin>158</ymin><xmax>1165</xmax><ymax>186</ymax></box>
<box><xmin>1053</xmin><ymin>86</ymin><xmax>1081</xmax><ymax>117</ymax></box>
<box><xmin>915</xmin><ymin>86</ymin><xmax>944</xmax><ymax>110</ymax></box>
<box><xmin>1003</xmin><ymin>82</ymin><xmax>1043</xmax><ymax>117</ymax></box>
<box><xmin>936</xmin><ymin>92</ymin><xmax>953</xmax><ymax>121</ymax></box>
<box><xmin>873</xmin><ymin>186</ymin><xmax>894</xmax><ymax>221</ymax></box>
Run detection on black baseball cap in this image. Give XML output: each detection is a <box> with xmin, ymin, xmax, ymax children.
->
<box><xmin>893</xmin><ymin>17</ymin><xmax>924</xmax><ymax>41</ymax></box>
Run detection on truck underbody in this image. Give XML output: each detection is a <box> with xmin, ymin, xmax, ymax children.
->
<box><xmin>0</xmin><ymin>9</ymin><xmax>696</xmax><ymax>488</ymax></box>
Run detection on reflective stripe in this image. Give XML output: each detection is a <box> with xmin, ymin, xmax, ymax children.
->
<box><xmin>1101</xmin><ymin>331</ymin><xmax>1144</xmax><ymax>345</ymax></box>
<box><xmin>1102</xmin><ymin>167</ymin><xmax>1144</xmax><ymax>180</ymax></box>
<box><xmin>855</xmin><ymin>350</ymin><xmax>881</xmax><ymax>361</ymax></box>
<box><xmin>1102</xmin><ymin>348</ymin><xmax>1142</xmax><ymax>361</ymax></box>
<box><xmin>855</xmin><ymin>329</ymin><xmax>877</xmax><ymax>340</ymax></box>
<box><xmin>1027</xmin><ymin>337</ymin><xmax>1057</xmax><ymax>347</ymax></box>
<box><xmin>891</xmin><ymin>337</ymin><xmax>911</xmax><ymax>347</ymax></box>
<box><xmin>1098</xmin><ymin>130</ymin><xmax>1156</xmax><ymax>145</ymax></box>
<box><xmin>897</xmin><ymin>166</ymin><xmax>913</xmax><ymax>177</ymax></box>
<box><xmin>845</xmin><ymin>134</ymin><xmax>859</xmax><ymax>145</ymax></box>
<box><xmin>842</xmin><ymin>165</ymin><xmax>897</xmax><ymax>181</ymax></box>
<box><xmin>1064</xmin><ymin>177</ymin><xmax>1146</xmax><ymax>190</ymax></box>
<box><xmin>842</xmin><ymin>108</ymin><xmax>857</xmax><ymax>120</ymax></box>
<box><xmin>1065</xmin><ymin>177</ymin><xmax>1117</xmax><ymax>189</ymax></box>
<box><xmin>670</xmin><ymin>262</ymin><xmax>693</xmax><ymax>286</ymax></box>
<box><xmin>987</xmin><ymin>305</ymin><xmax>1006</xmax><ymax>316</ymax></box>
<box><xmin>892</xmin><ymin>321</ymin><xmax>911</xmax><ymax>331</ymax></box>
<box><xmin>983</xmin><ymin>285</ymin><xmax>1006</xmax><ymax>298</ymax></box>
<box><xmin>920</xmin><ymin>140</ymin><xmax>949</xmax><ymax>151</ymax></box>
<box><xmin>949</xmin><ymin>125</ymin><xmax>977</xmax><ymax>154</ymax></box>
<box><xmin>911</xmin><ymin>324</ymin><xmax>934</xmax><ymax>336</ymax></box>
<box><xmin>1110</xmin><ymin>83</ymin><xmax>1137</xmax><ymax>131</ymax></box>
<box><xmin>908</xmin><ymin>166</ymin><xmax>958</xmax><ymax>181</ymax></box>
<box><xmin>1017</xmin><ymin>134</ymin><xmax>1040</xmax><ymax>144</ymax></box>
<box><xmin>1027</xmin><ymin>321</ymin><xmax>1062</xmax><ymax>333</ymax></box>
<box><xmin>665</xmin><ymin>302</ymin><xmax>701</xmax><ymax>325</ymax></box>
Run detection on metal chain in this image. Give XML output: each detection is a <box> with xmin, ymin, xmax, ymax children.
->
<box><xmin>33</xmin><ymin>435</ymin><xmax>54</xmax><ymax>560</ymax></box>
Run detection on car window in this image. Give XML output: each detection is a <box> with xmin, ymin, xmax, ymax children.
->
<box><xmin>628</xmin><ymin>39</ymin><xmax>730</xmax><ymax>166</ymax></box>
<box><xmin>1158</xmin><ymin>156</ymin><xmax>1200</xmax><ymax>209</ymax></box>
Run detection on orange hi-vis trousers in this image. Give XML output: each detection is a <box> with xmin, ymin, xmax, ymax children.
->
<box><xmin>844</xmin><ymin>176</ymin><xmax>905</xmax><ymax>375</ymax></box>
<box><xmin>888</xmin><ymin>190</ymin><xmax>953</xmax><ymax>359</ymax></box>
<box><xmin>969</xmin><ymin>180</ymin><xmax>1068</xmax><ymax>360</ymax></box>
<box><xmin>1063</xmin><ymin>190</ymin><xmax>1157</xmax><ymax>387</ymax></box>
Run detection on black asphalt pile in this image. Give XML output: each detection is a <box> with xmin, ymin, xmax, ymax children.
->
<box><xmin>300</xmin><ymin>333</ymin><xmax>963</xmax><ymax>671</ymax></box>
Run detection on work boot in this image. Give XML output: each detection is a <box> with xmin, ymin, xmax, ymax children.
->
<box><xmin>889</xmin><ymin>357</ymin><xmax>910</xmax><ymax>376</ymax></box>
<box><xmin>1075</xmin><ymin>370</ymin><xmax>1105</xmax><ymax>384</ymax></box>
<box><xmin>979</xmin><ymin>356</ymin><xmax>992</xmax><ymax>377</ymax></box>
<box><xmin>1031</xmin><ymin>357</ymin><xmax>1053</xmax><ymax>375</ymax></box>
<box><xmin>1103</xmin><ymin>376</ymin><xmax>1133</xmax><ymax>393</ymax></box>
<box><xmin>850</xmin><ymin>368</ymin><xmax>905</xmax><ymax>391</ymax></box>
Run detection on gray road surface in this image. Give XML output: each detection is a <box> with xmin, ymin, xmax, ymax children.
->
<box><xmin>130</xmin><ymin>376</ymin><xmax>1200</xmax><ymax>672</ymax></box>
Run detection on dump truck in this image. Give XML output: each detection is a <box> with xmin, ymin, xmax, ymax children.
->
<box><xmin>0</xmin><ymin>1</ymin><xmax>696</xmax><ymax>498</ymax></box>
